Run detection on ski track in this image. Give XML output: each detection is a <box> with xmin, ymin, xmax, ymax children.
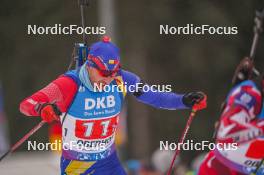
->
<box><xmin>0</xmin><ymin>152</ymin><xmax>60</xmax><ymax>175</ymax></box>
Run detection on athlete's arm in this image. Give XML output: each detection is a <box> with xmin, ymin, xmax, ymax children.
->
<box><xmin>120</xmin><ymin>70</ymin><xmax>188</xmax><ymax>110</ymax></box>
<box><xmin>19</xmin><ymin>75</ymin><xmax>78</xmax><ymax>116</ymax></box>
<box><xmin>217</xmin><ymin>84</ymin><xmax>264</xmax><ymax>143</ymax></box>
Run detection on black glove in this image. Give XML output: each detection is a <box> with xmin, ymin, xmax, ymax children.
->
<box><xmin>182</xmin><ymin>92</ymin><xmax>205</xmax><ymax>108</ymax></box>
<box><xmin>231</xmin><ymin>57</ymin><xmax>258</xmax><ymax>85</ymax></box>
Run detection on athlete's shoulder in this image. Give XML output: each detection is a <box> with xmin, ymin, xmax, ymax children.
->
<box><xmin>51</xmin><ymin>72</ymin><xmax>79</xmax><ymax>95</ymax></box>
<box><xmin>49</xmin><ymin>70</ymin><xmax>80</xmax><ymax>93</ymax></box>
<box><xmin>228</xmin><ymin>80</ymin><xmax>260</xmax><ymax>99</ymax></box>
<box><xmin>63</xmin><ymin>70</ymin><xmax>81</xmax><ymax>86</ymax></box>
<box><xmin>232</xmin><ymin>80</ymin><xmax>256</xmax><ymax>90</ymax></box>
<box><xmin>227</xmin><ymin>80</ymin><xmax>261</xmax><ymax>111</ymax></box>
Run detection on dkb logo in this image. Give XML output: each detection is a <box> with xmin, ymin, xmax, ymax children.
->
<box><xmin>85</xmin><ymin>95</ymin><xmax>115</xmax><ymax>110</ymax></box>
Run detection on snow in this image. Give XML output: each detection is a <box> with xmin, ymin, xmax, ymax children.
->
<box><xmin>0</xmin><ymin>152</ymin><xmax>60</xmax><ymax>175</ymax></box>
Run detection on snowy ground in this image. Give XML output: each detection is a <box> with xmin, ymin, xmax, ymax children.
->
<box><xmin>0</xmin><ymin>152</ymin><xmax>60</xmax><ymax>175</ymax></box>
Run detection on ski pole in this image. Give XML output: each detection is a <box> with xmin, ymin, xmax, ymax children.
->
<box><xmin>249</xmin><ymin>8</ymin><xmax>264</xmax><ymax>77</ymax></box>
<box><xmin>250</xmin><ymin>9</ymin><xmax>264</xmax><ymax>60</ymax></box>
<box><xmin>0</xmin><ymin>120</ymin><xmax>46</xmax><ymax>162</ymax></box>
<box><xmin>166</xmin><ymin>109</ymin><xmax>197</xmax><ymax>175</ymax></box>
<box><xmin>249</xmin><ymin>9</ymin><xmax>264</xmax><ymax>175</ymax></box>
<box><xmin>67</xmin><ymin>0</ymin><xmax>90</xmax><ymax>70</ymax></box>
<box><xmin>167</xmin><ymin>96</ymin><xmax>207</xmax><ymax>175</ymax></box>
<box><xmin>78</xmin><ymin>0</ymin><xmax>90</xmax><ymax>45</ymax></box>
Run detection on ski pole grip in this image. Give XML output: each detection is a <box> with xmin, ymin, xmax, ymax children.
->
<box><xmin>192</xmin><ymin>95</ymin><xmax>207</xmax><ymax>112</ymax></box>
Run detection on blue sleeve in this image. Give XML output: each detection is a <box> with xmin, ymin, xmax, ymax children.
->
<box><xmin>120</xmin><ymin>69</ymin><xmax>188</xmax><ymax>110</ymax></box>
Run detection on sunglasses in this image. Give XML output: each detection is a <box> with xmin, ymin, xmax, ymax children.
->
<box><xmin>87</xmin><ymin>55</ymin><xmax>120</xmax><ymax>77</ymax></box>
<box><xmin>96</xmin><ymin>68</ymin><xmax>119</xmax><ymax>77</ymax></box>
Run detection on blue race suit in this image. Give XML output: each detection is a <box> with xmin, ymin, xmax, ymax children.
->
<box><xmin>60</xmin><ymin>68</ymin><xmax>187</xmax><ymax>175</ymax></box>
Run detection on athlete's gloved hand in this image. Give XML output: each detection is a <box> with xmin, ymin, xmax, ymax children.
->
<box><xmin>39</xmin><ymin>103</ymin><xmax>61</xmax><ymax>123</ymax></box>
<box><xmin>232</xmin><ymin>57</ymin><xmax>258</xmax><ymax>85</ymax></box>
<box><xmin>182</xmin><ymin>92</ymin><xmax>205</xmax><ymax>108</ymax></box>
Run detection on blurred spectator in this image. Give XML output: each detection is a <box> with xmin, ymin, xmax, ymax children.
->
<box><xmin>151</xmin><ymin>148</ymin><xmax>176</xmax><ymax>174</ymax></box>
<box><xmin>126</xmin><ymin>159</ymin><xmax>141</xmax><ymax>175</ymax></box>
<box><xmin>190</xmin><ymin>153</ymin><xmax>207</xmax><ymax>173</ymax></box>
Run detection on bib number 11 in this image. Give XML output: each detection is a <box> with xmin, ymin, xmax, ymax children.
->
<box><xmin>83</xmin><ymin>120</ymin><xmax>110</xmax><ymax>137</ymax></box>
<box><xmin>75</xmin><ymin>116</ymin><xmax>118</xmax><ymax>139</ymax></box>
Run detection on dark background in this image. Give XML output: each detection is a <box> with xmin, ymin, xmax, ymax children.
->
<box><xmin>1</xmin><ymin>0</ymin><xmax>264</xmax><ymax>166</ymax></box>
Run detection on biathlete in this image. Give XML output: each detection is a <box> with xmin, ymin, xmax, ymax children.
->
<box><xmin>20</xmin><ymin>36</ymin><xmax>205</xmax><ymax>175</ymax></box>
<box><xmin>198</xmin><ymin>58</ymin><xmax>264</xmax><ymax>175</ymax></box>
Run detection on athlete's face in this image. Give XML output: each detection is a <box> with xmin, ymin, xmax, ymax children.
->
<box><xmin>87</xmin><ymin>66</ymin><xmax>117</xmax><ymax>87</ymax></box>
